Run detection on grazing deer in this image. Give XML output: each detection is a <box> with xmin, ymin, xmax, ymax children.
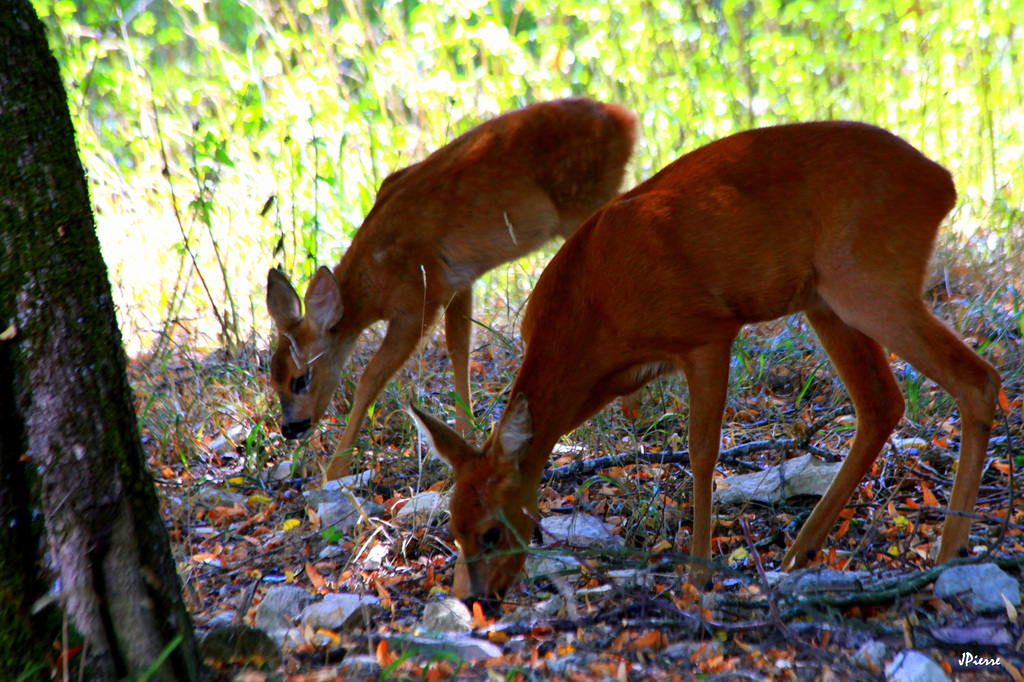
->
<box><xmin>266</xmin><ymin>98</ymin><xmax>637</xmax><ymax>481</ymax></box>
<box><xmin>409</xmin><ymin>121</ymin><xmax>1002</xmax><ymax>603</ymax></box>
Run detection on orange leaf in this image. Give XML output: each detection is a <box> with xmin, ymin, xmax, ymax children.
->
<box><xmin>835</xmin><ymin>519</ymin><xmax>850</xmax><ymax>540</ymax></box>
<box><xmin>316</xmin><ymin>628</ymin><xmax>341</xmax><ymax>646</ymax></box>
<box><xmin>689</xmin><ymin>642</ymin><xmax>712</xmax><ymax>663</ymax></box>
<box><xmin>921</xmin><ymin>482</ymin><xmax>939</xmax><ymax>508</ymax></box>
<box><xmin>375</xmin><ymin>581</ymin><xmax>392</xmax><ymax>610</ymax></box>
<box><xmin>993</xmin><ymin>460</ymin><xmax>1011</xmax><ymax>475</ymax></box>
<box><xmin>207</xmin><ymin>503</ymin><xmax>247</xmax><ymax>525</ymax></box>
<box><xmin>191</xmin><ymin>552</ymin><xmax>222</xmax><ymax>565</ymax></box>
<box><xmin>999</xmin><ymin>388</ymin><xmax>1010</xmax><ymax>412</ymax></box>
<box><xmin>375</xmin><ymin>639</ymin><xmax>393</xmax><ymax>667</ymax></box>
<box><xmin>630</xmin><ymin>630</ymin><xmax>667</xmax><ymax>650</ymax></box>
<box><xmin>305</xmin><ymin>562</ymin><xmax>326</xmax><ymax>591</ymax></box>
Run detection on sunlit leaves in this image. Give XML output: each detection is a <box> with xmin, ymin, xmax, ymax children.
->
<box><xmin>31</xmin><ymin>0</ymin><xmax>1024</xmax><ymax>350</ymax></box>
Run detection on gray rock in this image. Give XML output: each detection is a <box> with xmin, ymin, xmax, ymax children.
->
<box><xmin>607</xmin><ymin>568</ymin><xmax>655</xmax><ymax>588</ymax></box>
<box><xmin>317</xmin><ymin>544</ymin><xmax>348</xmax><ymax>560</ymax></box>
<box><xmin>384</xmin><ymin>633</ymin><xmax>502</xmax><ymax>661</ymax></box>
<box><xmin>318</xmin><ymin>498</ymin><xmax>364</xmax><ymax>530</ymax></box>
<box><xmin>264</xmin><ymin>459</ymin><xmax>308</xmax><ymax>481</ymax></box>
<box><xmin>525</xmin><ymin>552</ymin><xmax>581</xmax><ymax>581</ymax></box>
<box><xmin>195</xmin><ymin>486</ymin><xmax>247</xmax><ymax>509</ymax></box>
<box><xmin>200</xmin><ymin>624</ymin><xmax>282</xmax><ymax>669</ymax></box>
<box><xmin>206</xmin><ymin>424</ymin><xmax>249</xmax><ymax>455</ymax></box>
<box><xmin>300</xmin><ymin>593</ymin><xmax>383</xmax><ymax>631</ymax></box>
<box><xmin>422</xmin><ymin>597</ymin><xmax>473</xmax><ymax>634</ymax></box>
<box><xmin>540</xmin><ymin>514</ymin><xmax>623</xmax><ymax>548</ymax></box>
<box><xmin>362</xmin><ymin>499</ymin><xmax>386</xmax><ymax>518</ymax></box>
<box><xmin>322</xmin><ymin>470</ymin><xmax>376</xmax><ymax>493</ymax></box>
<box><xmin>334</xmin><ymin>654</ymin><xmax>381</xmax><ymax>677</ymax></box>
<box><xmin>714</xmin><ymin>453</ymin><xmax>843</xmax><ymax>505</ymax></box>
<box><xmin>853</xmin><ymin>640</ymin><xmax>888</xmax><ymax>671</ymax></box>
<box><xmin>931</xmin><ymin>619</ymin><xmax>1012</xmax><ymax>648</ymax></box>
<box><xmin>933</xmin><ymin>563</ymin><xmax>1021</xmax><ymax>613</ymax></box>
<box><xmin>393</xmin><ymin>491</ymin><xmax>450</xmax><ymax>525</ymax></box>
<box><xmin>502</xmin><ymin>596</ymin><xmax>566</xmax><ymax>623</ymax></box>
<box><xmin>304</xmin><ymin>470</ymin><xmax>376</xmax><ymax>504</ymax></box>
<box><xmin>254</xmin><ymin>585</ymin><xmax>314</xmax><ymax>639</ymax></box>
<box><xmin>206</xmin><ymin>610</ymin><xmax>237</xmax><ymax>628</ymax></box>
<box><xmin>885</xmin><ymin>650</ymin><xmax>951</xmax><ymax>682</ymax></box>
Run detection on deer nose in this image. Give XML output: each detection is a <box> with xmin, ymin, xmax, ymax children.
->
<box><xmin>281</xmin><ymin>419</ymin><xmax>311</xmax><ymax>439</ymax></box>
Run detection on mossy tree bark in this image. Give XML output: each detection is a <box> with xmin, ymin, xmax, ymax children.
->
<box><xmin>0</xmin><ymin>2</ymin><xmax>202</xmax><ymax>680</ymax></box>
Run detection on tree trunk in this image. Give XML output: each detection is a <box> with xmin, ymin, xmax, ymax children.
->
<box><xmin>0</xmin><ymin>3</ymin><xmax>202</xmax><ymax>680</ymax></box>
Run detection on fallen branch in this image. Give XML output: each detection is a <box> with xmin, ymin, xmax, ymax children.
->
<box><xmin>776</xmin><ymin>553</ymin><xmax>1024</xmax><ymax>611</ymax></box>
<box><xmin>543</xmin><ymin>406</ymin><xmax>855</xmax><ymax>482</ymax></box>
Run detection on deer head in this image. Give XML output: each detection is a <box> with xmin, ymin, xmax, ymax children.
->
<box><xmin>266</xmin><ymin>267</ymin><xmax>355</xmax><ymax>439</ymax></box>
<box><xmin>409</xmin><ymin>395</ymin><xmax>541</xmax><ymax>603</ymax></box>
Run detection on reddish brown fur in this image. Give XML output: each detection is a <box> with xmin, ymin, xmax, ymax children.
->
<box><xmin>267</xmin><ymin>99</ymin><xmax>637</xmax><ymax>481</ymax></box>
<box><xmin>413</xmin><ymin>121</ymin><xmax>1001</xmax><ymax>602</ymax></box>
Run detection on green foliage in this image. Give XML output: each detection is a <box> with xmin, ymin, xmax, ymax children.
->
<box><xmin>33</xmin><ymin>0</ymin><xmax>1024</xmax><ymax>351</ymax></box>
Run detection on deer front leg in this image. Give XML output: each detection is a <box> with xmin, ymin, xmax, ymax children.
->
<box><xmin>444</xmin><ymin>288</ymin><xmax>474</xmax><ymax>438</ymax></box>
<box><xmin>680</xmin><ymin>342</ymin><xmax>732</xmax><ymax>588</ymax></box>
<box><xmin>324</xmin><ymin>310</ymin><xmax>438</xmax><ymax>481</ymax></box>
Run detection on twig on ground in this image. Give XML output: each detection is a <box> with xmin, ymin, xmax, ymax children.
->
<box><xmin>543</xmin><ymin>406</ymin><xmax>857</xmax><ymax>481</ymax></box>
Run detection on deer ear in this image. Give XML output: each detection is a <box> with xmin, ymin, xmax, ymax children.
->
<box><xmin>407</xmin><ymin>403</ymin><xmax>477</xmax><ymax>470</ymax></box>
<box><xmin>497</xmin><ymin>393</ymin><xmax>533</xmax><ymax>466</ymax></box>
<box><xmin>304</xmin><ymin>266</ymin><xmax>344</xmax><ymax>333</ymax></box>
<box><xmin>266</xmin><ymin>268</ymin><xmax>302</xmax><ymax>329</ymax></box>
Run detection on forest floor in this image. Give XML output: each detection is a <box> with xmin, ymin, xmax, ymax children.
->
<box><xmin>135</xmin><ymin>252</ymin><xmax>1023</xmax><ymax>681</ymax></box>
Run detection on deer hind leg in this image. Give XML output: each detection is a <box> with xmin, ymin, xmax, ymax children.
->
<box><xmin>822</xmin><ymin>285</ymin><xmax>1000</xmax><ymax>562</ymax></box>
<box><xmin>680</xmin><ymin>342</ymin><xmax>733</xmax><ymax>587</ymax></box>
<box><xmin>444</xmin><ymin>288</ymin><xmax>475</xmax><ymax>438</ymax></box>
<box><xmin>325</xmin><ymin>306</ymin><xmax>441</xmax><ymax>481</ymax></box>
<box><xmin>781</xmin><ymin>305</ymin><xmax>905</xmax><ymax>570</ymax></box>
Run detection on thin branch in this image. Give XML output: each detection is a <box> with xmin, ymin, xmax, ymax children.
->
<box><xmin>543</xmin><ymin>406</ymin><xmax>855</xmax><ymax>482</ymax></box>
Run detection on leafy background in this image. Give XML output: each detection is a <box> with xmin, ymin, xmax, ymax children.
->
<box><xmin>36</xmin><ymin>0</ymin><xmax>1023</xmax><ymax>355</ymax></box>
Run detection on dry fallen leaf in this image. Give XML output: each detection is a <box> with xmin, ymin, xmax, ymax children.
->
<box><xmin>305</xmin><ymin>562</ymin><xmax>326</xmax><ymax>591</ymax></box>
<box><xmin>921</xmin><ymin>482</ymin><xmax>939</xmax><ymax>508</ymax></box>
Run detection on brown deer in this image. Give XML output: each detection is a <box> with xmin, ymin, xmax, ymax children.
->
<box><xmin>266</xmin><ymin>99</ymin><xmax>637</xmax><ymax>481</ymax></box>
<box><xmin>409</xmin><ymin>121</ymin><xmax>1002</xmax><ymax>603</ymax></box>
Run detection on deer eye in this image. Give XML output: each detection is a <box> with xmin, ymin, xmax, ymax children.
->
<box><xmin>480</xmin><ymin>526</ymin><xmax>501</xmax><ymax>550</ymax></box>
<box><xmin>291</xmin><ymin>369</ymin><xmax>311</xmax><ymax>395</ymax></box>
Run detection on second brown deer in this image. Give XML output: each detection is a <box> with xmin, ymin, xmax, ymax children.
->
<box><xmin>410</xmin><ymin>121</ymin><xmax>1002</xmax><ymax>603</ymax></box>
<box><xmin>267</xmin><ymin>98</ymin><xmax>637</xmax><ymax>481</ymax></box>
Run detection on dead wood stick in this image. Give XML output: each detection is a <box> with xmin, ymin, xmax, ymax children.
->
<box><xmin>543</xmin><ymin>406</ymin><xmax>855</xmax><ymax>482</ymax></box>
